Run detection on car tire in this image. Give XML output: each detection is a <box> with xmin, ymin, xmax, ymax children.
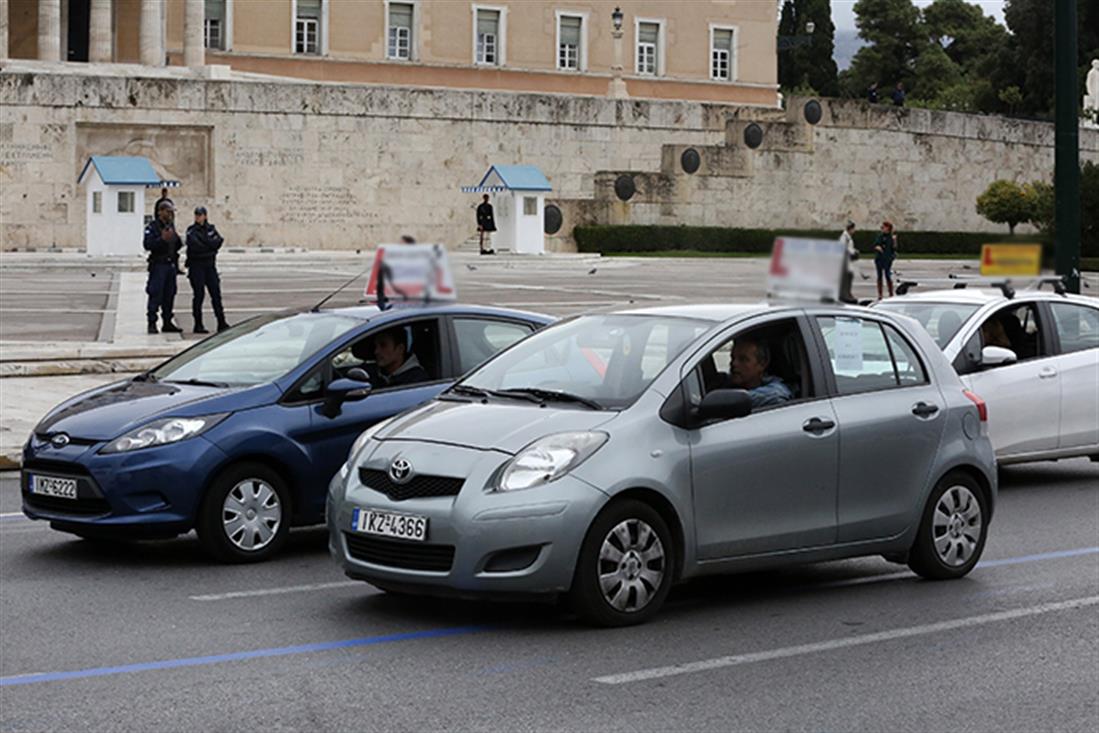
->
<box><xmin>907</xmin><ymin>472</ymin><xmax>988</xmax><ymax>580</ymax></box>
<box><xmin>196</xmin><ymin>462</ymin><xmax>291</xmax><ymax>564</ymax></box>
<box><xmin>569</xmin><ymin>499</ymin><xmax>675</xmax><ymax>627</ymax></box>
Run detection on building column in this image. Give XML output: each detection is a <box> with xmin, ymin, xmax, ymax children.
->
<box><xmin>0</xmin><ymin>0</ymin><xmax>9</xmax><ymax>60</ymax></box>
<box><xmin>183</xmin><ymin>0</ymin><xmax>204</xmax><ymax>66</ymax></box>
<box><xmin>89</xmin><ymin>0</ymin><xmax>112</xmax><ymax>62</ymax></box>
<box><xmin>38</xmin><ymin>0</ymin><xmax>62</xmax><ymax>61</ymax></box>
<box><xmin>139</xmin><ymin>0</ymin><xmax>163</xmax><ymax>66</ymax></box>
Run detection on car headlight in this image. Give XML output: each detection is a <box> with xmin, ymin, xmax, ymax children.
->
<box><xmin>340</xmin><ymin>416</ymin><xmax>398</xmax><ymax>480</ymax></box>
<box><xmin>100</xmin><ymin>414</ymin><xmax>228</xmax><ymax>454</ymax></box>
<box><xmin>497</xmin><ymin>431</ymin><xmax>608</xmax><ymax>492</ymax></box>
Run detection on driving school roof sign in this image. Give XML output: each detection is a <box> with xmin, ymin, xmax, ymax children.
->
<box><xmin>767</xmin><ymin>237</ymin><xmax>847</xmax><ymax>302</ymax></box>
<box><xmin>980</xmin><ymin>243</ymin><xmax>1042</xmax><ymax>277</ymax></box>
<box><xmin>363</xmin><ymin>244</ymin><xmax>457</xmax><ymax>307</ymax></box>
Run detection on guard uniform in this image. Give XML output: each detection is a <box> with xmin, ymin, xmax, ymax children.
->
<box><xmin>185</xmin><ymin>216</ymin><xmax>229</xmax><ymax>333</ymax></box>
<box><xmin>143</xmin><ymin>216</ymin><xmax>183</xmax><ymax>333</ymax></box>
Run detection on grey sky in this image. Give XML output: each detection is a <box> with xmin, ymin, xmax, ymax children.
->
<box><xmin>830</xmin><ymin>0</ymin><xmax>1007</xmax><ymax>31</ymax></box>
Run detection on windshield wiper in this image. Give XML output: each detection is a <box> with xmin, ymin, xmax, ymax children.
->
<box><xmin>448</xmin><ymin>384</ymin><xmax>491</xmax><ymax>398</ymax></box>
<box><xmin>163</xmin><ymin>378</ymin><xmax>232</xmax><ymax>388</ymax></box>
<box><xmin>497</xmin><ymin>387</ymin><xmax>603</xmax><ymax>410</ymax></box>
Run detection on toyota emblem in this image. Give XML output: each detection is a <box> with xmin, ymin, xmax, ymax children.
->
<box><xmin>50</xmin><ymin>433</ymin><xmax>71</xmax><ymax>449</ymax></box>
<box><xmin>389</xmin><ymin>458</ymin><xmax>413</xmax><ymax>484</ymax></box>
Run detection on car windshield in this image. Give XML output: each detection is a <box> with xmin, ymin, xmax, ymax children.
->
<box><xmin>458</xmin><ymin>314</ymin><xmax>711</xmax><ymax>409</ymax></box>
<box><xmin>875</xmin><ymin>302</ymin><xmax>979</xmax><ymax>348</ymax></box>
<box><xmin>149</xmin><ymin>312</ymin><xmax>362</xmax><ymax>387</ymax></box>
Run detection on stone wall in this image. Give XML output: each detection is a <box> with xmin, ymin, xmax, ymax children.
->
<box><xmin>2</xmin><ymin>67</ymin><xmax>1097</xmax><ymax>252</ymax></box>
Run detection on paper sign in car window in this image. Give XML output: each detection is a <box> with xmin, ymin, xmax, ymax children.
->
<box><xmin>834</xmin><ymin>317</ymin><xmax>864</xmax><ymax>373</ymax></box>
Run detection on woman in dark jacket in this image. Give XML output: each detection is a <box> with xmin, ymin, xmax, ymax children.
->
<box><xmin>873</xmin><ymin>221</ymin><xmax>898</xmax><ymax>300</ymax></box>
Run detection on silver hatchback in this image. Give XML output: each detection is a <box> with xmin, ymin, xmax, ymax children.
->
<box><xmin>327</xmin><ymin>303</ymin><xmax>997</xmax><ymax>625</ymax></box>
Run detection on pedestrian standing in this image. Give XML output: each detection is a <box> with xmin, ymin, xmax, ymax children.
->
<box><xmin>867</xmin><ymin>82</ymin><xmax>879</xmax><ymax>104</ymax></box>
<box><xmin>143</xmin><ymin>201</ymin><xmax>183</xmax><ymax>334</ymax></box>
<box><xmin>153</xmin><ymin>186</ymin><xmax>173</xmax><ymax>217</ymax></box>
<box><xmin>891</xmin><ymin>82</ymin><xmax>906</xmax><ymax>107</ymax></box>
<box><xmin>185</xmin><ymin>206</ymin><xmax>230</xmax><ymax>334</ymax></box>
<box><xmin>475</xmin><ymin>194</ymin><xmax>497</xmax><ymax>255</ymax></box>
<box><xmin>839</xmin><ymin>220</ymin><xmax>859</xmax><ymax>303</ymax></box>
<box><xmin>873</xmin><ymin>221</ymin><xmax>898</xmax><ymax>300</ymax></box>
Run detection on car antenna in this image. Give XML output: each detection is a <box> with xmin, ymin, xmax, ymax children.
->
<box><xmin>311</xmin><ymin>266</ymin><xmax>373</xmax><ymax>312</ymax></box>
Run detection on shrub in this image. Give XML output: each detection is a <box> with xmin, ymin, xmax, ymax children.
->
<box><xmin>976</xmin><ymin>180</ymin><xmax>1033</xmax><ymax>234</ymax></box>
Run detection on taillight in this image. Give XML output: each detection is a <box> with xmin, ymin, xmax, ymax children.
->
<box><xmin>963</xmin><ymin>390</ymin><xmax>987</xmax><ymax>422</ymax></box>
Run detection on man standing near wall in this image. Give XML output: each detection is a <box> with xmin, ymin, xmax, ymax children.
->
<box><xmin>476</xmin><ymin>194</ymin><xmax>497</xmax><ymax>255</ymax></box>
<box><xmin>185</xmin><ymin>206</ymin><xmax>230</xmax><ymax>334</ymax></box>
<box><xmin>143</xmin><ymin>201</ymin><xmax>184</xmax><ymax>334</ymax></box>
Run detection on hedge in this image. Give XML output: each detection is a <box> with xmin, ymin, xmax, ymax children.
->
<box><xmin>572</xmin><ymin>225</ymin><xmax>1090</xmax><ymax>257</ymax></box>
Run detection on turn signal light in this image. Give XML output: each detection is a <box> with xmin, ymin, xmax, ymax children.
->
<box><xmin>963</xmin><ymin>390</ymin><xmax>988</xmax><ymax>422</ymax></box>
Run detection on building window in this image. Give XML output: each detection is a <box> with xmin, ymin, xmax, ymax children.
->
<box><xmin>92</xmin><ymin>191</ymin><xmax>102</xmax><ymax>213</ymax></box>
<box><xmin>387</xmin><ymin>2</ymin><xmax>414</xmax><ymax>60</ymax></box>
<box><xmin>523</xmin><ymin>196</ymin><xmax>537</xmax><ymax>216</ymax></box>
<box><xmin>711</xmin><ymin>27</ymin><xmax>734</xmax><ymax>81</ymax></box>
<box><xmin>117</xmin><ymin>191</ymin><xmax>135</xmax><ymax>214</ymax></box>
<box><xmin>636</xmin><ymin>21</ymin><xmax>660</xmax><ymax>76</ymax></box>
<box><xmin>295</xmin><ymin>0</ymin><xmax>322</xmax><ymax>55</ymax></box>
<box><xmin>558</xmin><ymin>14</ymin><xmax>582</xmax><ymax>71</ymax></box>
<box><xmin>475</xmin><ymin>8</ymin><xmax>501</xmax><ymax>65</ymax></box>
<box><xmin>204</xmin><ymin>0</ymin><xmax>226</xmax><ymax>50</ymax></box>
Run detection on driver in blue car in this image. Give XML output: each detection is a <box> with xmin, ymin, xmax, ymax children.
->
<box><xmin>729</xmin><ymin>338</ymin><xmax>792</xmax><ymax>408</ymax></box>
<box><xmin>374</xmin><ymin>327</ymin><xmax>428</xmax><ymax>388</ymax></box>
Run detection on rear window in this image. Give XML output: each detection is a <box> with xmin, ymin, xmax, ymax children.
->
<box><xmin>875</xmin><ymin>302</ymin><xmax>979</xmax><ymax>349</ymax></box>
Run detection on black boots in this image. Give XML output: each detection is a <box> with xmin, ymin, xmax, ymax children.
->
<box><xmin>194</xmin><ymin>319</ymin><xmax>210</xmax><ymax>334</ymax></box>
<box><xmin>216</xmin><ymin>320</ymin><xmax>231</xmax><ymax>333</ymax></box>
<box><xmin>161</xmin><ymin>319</ymin><xmax>183</xmax><ymax>334</ymax></box>
<box><xmin>148</xmin><ymin>321</ymin><xmax>158</xmax><ymax>334</ymax></box>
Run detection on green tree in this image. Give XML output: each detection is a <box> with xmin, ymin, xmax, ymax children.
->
<box><xmin>910</xmin><ymin>43</ymin><xmax>962</xmax><ymax>102</ymax></box>
<box><xmin>778</xmin><ymin>0</ymin><xmax>839</xmax><ymax>96</ymax></box>
<box><xmin>1026</xmin><ymin>163</ymin><xmax>1099</xmax><ymax>257</ymax></box>
<box><xmin>976</xmin><ymin>180</ymin><xmax>1033</xmax><ymax>234</ymax></box>
<box><xmin>922</xmin><ymin>0</ymin><xmax>1008</xmax><ymax>76</ymax></box>
<box><xmin>841</xmin><ymin>0</ymin><xmax>923</xmax><ymax>97</ymax></box>
<box><xmin>1025</xmin><ymin>181</ymin><xmax>1055</xmax><ymax>234</ymax></box>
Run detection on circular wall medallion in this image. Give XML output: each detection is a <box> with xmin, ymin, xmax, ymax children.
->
<box><xmin>680</xmin><ymin>147</ymin><xmax>701</xmax><ymax>174</ymax></box>
<box><xmin>744</xmin><ymin>122</ymin><xmax>764</xmax><ymax>149</ymax></box>
<box><xmin>804</xmin><ymin>99</ymin><xmax>823</xmax><ymax>125</ymax></box>
<box><xmin>544</xmin><ymin>203</ymin><xmax>563</xmax><ymax>234</ymax></box>
<box><xmin>614</xmin><ymin>175</ymin><xmax>636</xmax><ymax>202</ymax></box>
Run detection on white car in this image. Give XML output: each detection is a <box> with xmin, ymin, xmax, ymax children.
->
<box><xmin>877</xmin><ymin>284</ymin><xmax>1099</xmax><ymax>465</ymax></box>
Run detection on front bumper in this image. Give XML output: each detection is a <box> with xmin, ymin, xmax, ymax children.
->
<box><xmin>329</xmin><ymin>441</ymin><xmax>608</xmax><ymax>597</ymax></box>
<box><xmin>21</xmin><ymin>433</ymin><xmax>229</xmax><ymax>536</ymax></box>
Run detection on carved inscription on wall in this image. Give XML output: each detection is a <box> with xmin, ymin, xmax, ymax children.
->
<box><xmin>279</xmin><ymin>186</ymin><xmax>361</xmax><ymax>224</ymax></box>
<box><xmin>0</xmin><ymin>143</ymin><xmax>54</xmax><ymax>163</ymax></box>
<box><xmin>234</xmin><ymin>148</ymin><xmax>305</xmax><ymax>167</ymax></box>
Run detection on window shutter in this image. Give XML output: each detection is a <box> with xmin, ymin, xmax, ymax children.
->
<box><xmin>298</xmin><ymin>0</ymin><xmax>321</xmax><ymax>20</ymax></box>
<box><xmin>560</xmin><ymin>15</ymin><xmax>581</xmax><ymax>46</ymax></box>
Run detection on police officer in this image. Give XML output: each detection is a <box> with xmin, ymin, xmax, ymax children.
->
<box><xmin>185</xmin><ymin>206</ymin><xmax>230</xmax><ymax>334</ymax></box>
<box><xmin>143</xmin><ymin>200</ymin><xmax>183</xmax><ymax>334</ymax></box>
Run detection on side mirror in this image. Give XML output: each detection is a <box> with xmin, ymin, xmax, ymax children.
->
<box><xmin>321</xmin><ymin>378</ymin><xmax>372</xmax><ymax>418</ymax></box>
<box><xmin>346</xmin><ymin>367</ymin><xmax>371</xmax><ymax>383</ymax></box>
<box><xmin>696</xmin><ymin>389</ymin><xmax>753</xmax><ymax>423</ymax></box>
<box><xmin>980</xmin><ymin>345</ymin><xmax>1017</xmax><ymax>368</ymax></box>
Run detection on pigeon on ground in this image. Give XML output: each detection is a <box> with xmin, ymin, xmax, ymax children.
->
<box><xmin>466</xmin><ymin>264</ymin><xmax>477</xmax><ymax>271</ymax></box>
<box><xmin>588</xmin><ymin>268</ymin><xmax>598</xmax><ymax>275</ymax></box>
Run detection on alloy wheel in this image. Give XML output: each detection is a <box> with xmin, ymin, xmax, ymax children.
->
<box><xmin>932</xmin><ymin>485</ymin><xmax>982</xmax><ymax>567</ymax></box>
<box><xmin>598</xmin><ymin>518</ymin><xmax>666</xmax><ymax>613</ymax></box>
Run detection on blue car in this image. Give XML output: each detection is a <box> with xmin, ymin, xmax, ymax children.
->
<box><xmin>22</xmin><ymin>304</ymin><xmax>551</xmax><ymax>562</ymax></box>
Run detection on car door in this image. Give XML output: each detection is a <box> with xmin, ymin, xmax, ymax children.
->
<box><xmin>813</xmin><ymin>314</ymin><xmax>947</xmax><ymax>543</ymax></box>
<box><xmin>1046</xmin><ymin>300</ymin><xmax>1099</xmax><ymax>451</ymax></box>
<box><xmin>957</xmin><ymin>300</ymin><xmax>1060</xmax><ymax>457</ymax></box>
<box><xmin>447</xmin><ymin>315</ymin><xmax>537</xmax><ymax>378</ymax></box>
<box><xmin>288</xmin><ymin>317</ymin><xmax>451</xmax><ymax>517</ymax></box>
<box><xmin>687</xmin><ymin>315</ymin><xmax>839</xmax><ymax>559</ymax></box>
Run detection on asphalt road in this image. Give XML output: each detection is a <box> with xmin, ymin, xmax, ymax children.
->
<box><xmin>1</xmin><ymin>460</ymin><xmax>1097</xmax><ymax>732</ymax></box>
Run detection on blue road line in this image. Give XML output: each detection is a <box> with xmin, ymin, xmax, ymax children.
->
<box><xmin>0</xmin><ymin>625</ymin><xmax>491</xmax><ymax>688</ymax></box>
<box><xmin>2</xmin><ymin>546</ymin><xmax>1097</xmax><ymax>689</ymax></box>
<box><xmin>0</xmin><ymin>514</ymin><xmax>31</xmax><ymax>522</ymax></box>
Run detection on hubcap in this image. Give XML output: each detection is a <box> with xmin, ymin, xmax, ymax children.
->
<box><xmin>598</xmin><ymin>519</ymin><xmax>665</xmax><ymax>613</ymax></box>
<box><xmin>222</xmin><ymin>479</ymin><xmax>281</xmax><ymax>552</ymax></box>
<box><xmin>931</xmin><ymin>485</ymin><xmax>982</xmax><ymax>567</ymax></box>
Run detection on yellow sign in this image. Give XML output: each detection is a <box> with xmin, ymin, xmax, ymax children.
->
<box><xmin>980</xmin><ymin>243</ymin><xmax>1042</xmax><ymax>277</ymax></box>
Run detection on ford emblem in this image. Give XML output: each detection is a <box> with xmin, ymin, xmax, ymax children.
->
<box><xmin>50</xmin><ymin>433</ymin><xmax>71</xmax><ymax>448</ymax></box>
<box><xmin>388</xmin><ymin>458</ymin><xmax>412</xmax><ymax>484</ymax></box>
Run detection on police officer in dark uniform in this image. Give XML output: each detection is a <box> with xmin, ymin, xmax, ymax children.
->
<box><xmin>143</xmin><ymin>200</ymin><xmax>183</xmax><ymax>334</ymax></box>
<box><xmin>185</xmin><ymin>206</ymin><xmax>230</xmax><ymax>334</ymax></box>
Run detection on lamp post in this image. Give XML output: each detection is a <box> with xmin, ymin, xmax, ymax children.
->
<box><xmin>608</xmin><ymin>6</ymin><xmax>628</xmax><ymax>99</ymax></box>
<box><xmin>1054</xmin><ymin>0</ymin><xmax>1080</xmax><ymax>293</ymax></box>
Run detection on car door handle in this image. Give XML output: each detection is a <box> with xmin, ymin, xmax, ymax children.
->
<box><xmin>912</xmin><ymin>402</ymin><xmax>940</xmax><ymax>418</ymax></box>
<box><xmin>1038</xmin><ymin>367</ymin><xmax>1058</xmax><ymax>379</ymax></box>
<box><xmin>802</xmin><ymin>417</ymin><xmax>836</xmax><ymax>434</ymax></box>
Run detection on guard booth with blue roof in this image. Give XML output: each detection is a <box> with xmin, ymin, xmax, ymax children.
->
<box><xmin>462</xmin><ymin>164</ymin><xmax>552</xmax><ymax>254</ymax></box>
<box><xmin>78</xmin><ymin>156</ymin><xmax>178</xmax><ymax>255</ymax></box>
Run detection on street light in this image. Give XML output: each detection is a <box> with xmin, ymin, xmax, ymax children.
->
<box><xmin>608</xmin><ymin>6</ymin><xmax>628</xmax><ymax>99</ymax></box>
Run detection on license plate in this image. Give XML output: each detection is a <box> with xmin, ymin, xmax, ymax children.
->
<box><xmin>351</xmin><ymin>507</ymin><xmax>427</xmax><ymax>542</ymax></box>
<box><xmin>30</xmin><ymin>475</ymin><xmax>78</xmax><ymax>500</ymax></box>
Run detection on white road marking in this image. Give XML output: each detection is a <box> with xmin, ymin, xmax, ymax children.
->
<box><xmin>189</xmin><ymin>580</ymin><xmax>361</xmax><ymax>601</ymax></box>
<box><xmin>0</xmin><ymin>512</ymin><xmax>28</xmax><ymax>519</ymax></box>
<box><xmin>593</xmin><ymin>595</ymin><xmax>1099</xmax><ymax>685</ymax></box>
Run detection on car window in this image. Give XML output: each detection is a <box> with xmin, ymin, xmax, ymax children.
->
<box><xmin>1049</xmin><ymin>303</ymin><xmax>1099</xmax><ymax>354</ymax></box>
<box><xmin>874</xmin><ymin>302</ymin><xmax>979</xmax><ymax>348</ymax></box>
<box><xmin>692</xmin><ymin>318</ymin><xmax>809</xmax><ymax>409</ymax></box>
<box><xmin>980</xmin><ymin>303</ymin><xmax>1045</xmax><ymax>361</ymax></box>
<box><xmin>883</xmin><ymin>324</ymin><xmax>928</xmax><ymax>386</ymax></box>
<box><xmin>817</xmin><ymin>316</ymin><xmax>908</xmax><ymax>395</ymax></box>
<box><xmin>453</xmin><ymin>318</ymin><xmax>533</xmax><ymax>375</ymax></box>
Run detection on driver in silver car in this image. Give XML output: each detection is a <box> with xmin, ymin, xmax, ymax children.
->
<box><xmin>728</xmin><ymin>338</ymin><xmax>792</xmax><ymax>408</ymax></box>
